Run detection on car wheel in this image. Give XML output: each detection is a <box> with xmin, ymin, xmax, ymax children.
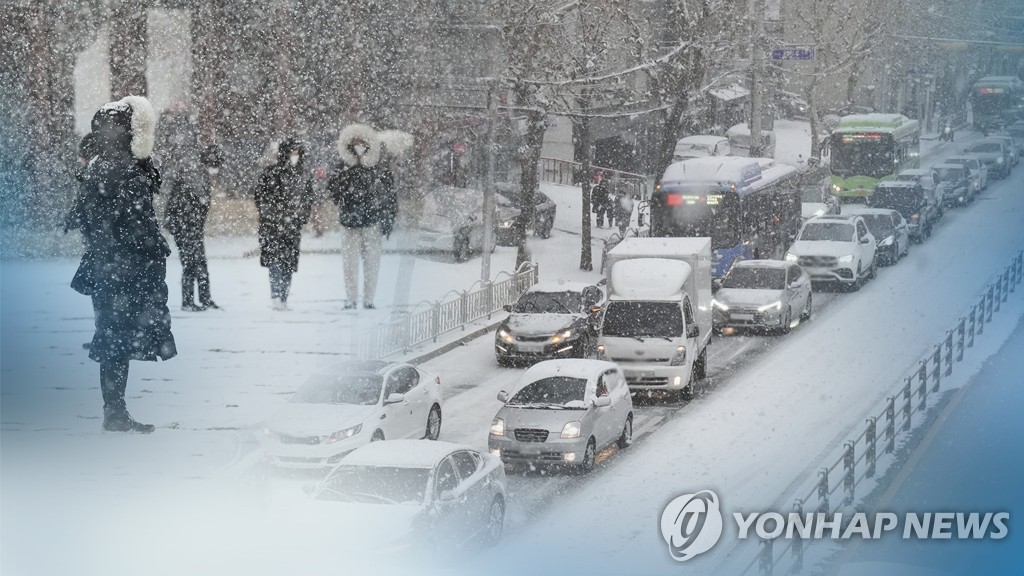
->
<box><xmin>800</xmin><ymin>293</ymin><xmax>813</xmax><ymax>321</ymax></box>
<box><xmin>849</xmin><ymin>264</ymin><xmax>863</xmax><ymax>292</ymax></box>
<box><xmin>694</xmin><ymin>347</ymin><xmax>707</xmax><ymax>380</ymax></box>
<box><xmin>575</xmin><ymin>335</ymin><xmax>592</xmax><ymax>359</ymax></box>
<box><xmin>481</xmin><ymin>496</ymin><xmax>505</xmax><ymax>547</ymax></box>
<box><xmin>617</xmin><ymin>414</ymin><xmax>633</xmax><ymax>449</ymax></box>
<box><xmin>677</xmin><ymin>371</ymin><xmax>695</xmax><ymax>402</ymax></box>
<box><xmin>453</xmin><ymin>236</ymin><xmax>471</xmax><ymax>262</ymax></box>
<box><xmin>868</xmin><ymin>259</ymin><xmax>877</xmax><ymax>280</ymax></box>
<box><xmin>779</xmin><ymin>306</ymin><xmax>792</xmax><ymax>335</ymax></box>
<box><xmin>578</xmin><ymin>438</ymin><xmax>597</xmax><ymax>474</ymax></box>
<box><xmin>371</xmin><ymin>429</ymin><xmax>385</xmax><ymax>442</ymax></box>
<box><xmin>496</xmin><ymin>356</ymin><xmax>514</xmax><ymax>368</ymax></box>
<box><xmin>425</xmin><ymin>404</ymin><xmax>442</xmax><ymax>440</ymax></box>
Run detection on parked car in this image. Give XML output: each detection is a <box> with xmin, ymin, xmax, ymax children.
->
<box><xmin>710</xmin><ymin>260</ymin><xmax>812</xmax><ymax>334</ymax></box>
<box><xmin>933</xmin><ymin>163</ymin><xmax>972</xmax><ymax>208</ymax></box>
<box><xmin>488</xmin><ymin>359</ymin><xmax>634</xmax><ymax>473</ymax></box>
<box><xmin>494</xmin><ymin>282</ymin><xmax>605</xmax><ymax>367</ymax></box>
<box><xmin>1005</xmin><ymin>120</ymin><xmax>1024</xmax><ymax>153</ymax></box>
<box><xmin>842</xmin><ymin>206</ymin><xmax>911</xmax><ymax>266</ymax></box>
<box><xmin>785</xmin><ymin>214</ymin><xmax>877</xmax><ymax>290</ymax></box>
<box><xmin>894</xmin><ymin>168</ymin><xmax>943</xmax><ymax>217</ymax></box>
<box><xmin>869</xmin><ymin>180</ymin><xmax>939</xmax><ymax>243</ymax></box>
<box><xmin>494</xmin><ymin>182</ymin><xmax>557</xmax><ymax>243</ymax></box>
<box><xmin>303</xmin><ymin>440</ymin><xmax>507</xmax><ymax>551</ymax></box>
<box><xmin>962</xmin><ymin>139</ymin><xmax>1011</xmax><ymax>179</ymax></box>
<box><xmin>944</xmin><ymin>155</ymin><xmax>987</xmax><ymax>195</ymax></box>
<box><xmin>984</xmin><ymin>134</ymin><xmax>1019</xmax><ymax>167</ymax></box>
<box><xmin>260</xmin><ymin>361</ymin><xmax>443</xmax><ymax>468</ymax></box>
<box><xmin>726</xmin><ymin>123</ymin><xmax>777</xmax><ymax>158</ymax></box>
<box><xmin>407</xmin><ymin>186</ymin><xmax>519</xmax><ymax>262</ymax></box>
<box><xmin>672</xmin><ymin>135</ymin><xmax>731</xmax><ymax>161</ymax></box>
<box><xmin>776</xmin><ymin>90</ymin><xmax>810</xmax><ymax>120</ymax></box>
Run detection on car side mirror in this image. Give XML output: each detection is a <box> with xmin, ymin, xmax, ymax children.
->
<box><xmin>686</xmin><ymin>324</ymin><xmax>700</xmax><ymax>338</ymax></box>
<box><xmin>497</xmin><ymin>390</ymin><xmax>509</xmax><ymax>403</ymax></box>
<box><xmin>860</xmin><ymin>237</ymin><xmax>870</xmax><ymax>244</ymax></box>
<box><xmin>502</xmin><ymin>304</ymin><xmax>512</xmax><ymax>313</ymax></box>
<box><xmin>592</xmin><ymin>396</ymin><xmax>612</xmax><ymax>408</ymax></box>
<box><xmin>384</xmin><ymin>392</ymin><xmax>406</xmax><ymax>405</ymax></box>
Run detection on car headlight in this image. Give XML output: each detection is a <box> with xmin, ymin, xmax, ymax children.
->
<box><xmin>499</xmin><ymin>220</ymin><xmax>515</xmax><ymax>228</ymax></box>
<box><xmin>550</xmin><ymin>329</ymin><xmax>573</xmax><ymax>344</ymax></box>
<box><xmin>561</xmin><ymin>421</ymin><xmax>582</xmax><ymax>439</ymax></box>
<box><xmin>838</xmin><ymin>254</ymin><xmax>855</xmax><ymax>263</ymax></box>
<box><xmin>497</xmin><ymin>328</ymin><xmax>514</xmax><ymax>343</ymax></box>
<box><xmin>490</xmin><ymin>418</ymin><xmax>505</xmax><ymax>437</ymax></box>
<box><xmin>711</xmin><ymin>298</ymin><xmax>729</xmax><ymax>311</ymax></box>
<box><xmin>324</xmin><ymin>424</ymin><xmax>362</xmax><ymax>444</ymax></box>
<box><xmin>757</xmin><ymin>301</ymin><xmax>782</xmax><ymax>312</ymax></box>
<box><xmin>670</xmin><ymin>344</ymin><xmax>687</xmax><ymax>366</ymax></box>
<box><xmin>879</xmin><ymin>235</ymin><xmax>894</xmax><ymax>247</ymax></box>
<box><xmin>785</xmin><ymin>253</ymin><xmax>799</xmax><ymax>262</ymax></box>
<box><xmin>832</xmin><ymin>184</ymin><xmax>842</xmax><ymax>194</ymax></box>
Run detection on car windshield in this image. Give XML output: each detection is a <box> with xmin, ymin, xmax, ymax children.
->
<box><xmin>291</xmin><ymin>373</ymin><xmax>383</xmax><ymax>405</ymax></box>
<box><xmin>831</xmin><ymin>134</ymin><xmax>894</xmax><ymax>178</ymax></box>
<box><xmin>969</xmin><ymin>143</ymin><xmax>1002</xmax><ymax>153</ymax></box>
<box><xmin>317</xmin><ymin>465</ymin><xmax>429</xmax><ymax>505</ymax></box>
<box><xmin>798</xmin><ymin>222</ymin><xmax>854</xmax><ymax>242</ymax></box>
<box><xmin>858</xmin><ymin>214</ymin><xmax>895</xmax><ymax>238</ymax></box>
<box><xmin>509</xmin><ymin>377</ymin><xmax>588</xmax><ymax>408</ymax></box>
<box><xmin>935</xmin><ymin>167</ymin><xmax>964</xmax><ymax>181</ymax></box>
<box><xmin>722</xmin><ymin>267</ymin><xmax>785</xmax><ymax>290</ymax></box>
<box><xmin>513</xmin><ymin>291</ymin><xmax>581</xmax><ymax>314</ymax></box>
<box><xmin>602</xmin><ymin>301</ymin><xmax>683</xmax><ymax>339</ymax></box>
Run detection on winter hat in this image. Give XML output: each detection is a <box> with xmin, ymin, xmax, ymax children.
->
<box><xmin>379</xmin><ymin>130</ymin><xmax>414</xmax><ymax>158</ymax></box>
<box><xmin>90</xmin><ymin>95</ymin><xmax>156</xmax><ymax>160</ymax></box>
<box><xmin>337</xmin><ymin>123</ymin><xmax>381</xmax><ymax>168</ymax></box>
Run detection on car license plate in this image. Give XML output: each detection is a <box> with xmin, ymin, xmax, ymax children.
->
<box><xmin>732</xmin><ymin>313</ymin><xmax>754</xmax><ymax>321</ymax></box>
<box><xmin>517</xmin><ymin>343</ymin><xmax>544</xmax><ymax>353</ymax></box>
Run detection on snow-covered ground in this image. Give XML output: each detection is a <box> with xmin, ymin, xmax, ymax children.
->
<box><xmin>2</xmin><ymin>124</ymin><xmax>1021</xmax><ymax>576</ymax></box>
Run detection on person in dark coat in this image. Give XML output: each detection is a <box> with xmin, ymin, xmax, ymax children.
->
<box><xmin>159</xmin><ymin>106</ymin><xmax>218</xmax><ymax>311</ymax></box>
<box><xmin>254</xmin><ymin>137</ymin><xmax>314</xmax><ymax>310</ymax></box>
<box><xmin>591</xmin><ymin>170</ymin><xmax>611</xmax><ymax>228</ymax></box>
<box><xmin>327</xmin><ymin>124</ymin><xmax>397</xmax><ymax>310</ymax></box>
<box><xmin>72</xmin><ymin>95</ymin><xmax>177</xmax><ymax>433</ymax></box>
<box><xmin>65</xmin><ymin>133</ymin><xmax>100</xmax><ymax>350</ymax></box>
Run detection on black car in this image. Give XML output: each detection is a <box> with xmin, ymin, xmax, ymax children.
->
<box><xmin>494</xmin><ymin>182</ymin><xmax>557</xmax><ymax>245</ymax></box>
<box><xmin>932</xmin><ymin>163</ymin><xmax>971</xmax><ymax>208</ymax></box>
<box><xmin>494</xmin><ymin>282</ymin><xmax>604</xmax><ymax>367</ymax></box>
<box><xmin>868</xmin><ymin>181</ymin><xmax>938</xmax><ymax>242</ymax></box>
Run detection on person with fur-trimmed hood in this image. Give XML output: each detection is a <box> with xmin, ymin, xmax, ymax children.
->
<box><xmin>327</xmin><ymin>124</ymin><xmax>397</xmax><ymax>309</ymax></box>
<box><xmin>254</xmin><ymin>136</ymin><xmax>314</xmax><ymax>310</ymax></box>
<box><xmin>72</xmin><ymin>95</ymin><xmax>177</xmax><ymax>434</ymax></box>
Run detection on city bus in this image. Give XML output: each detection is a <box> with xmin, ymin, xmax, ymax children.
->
<box><xmin>970</xmin><ymin>76</ymin><xmax>1024</xmax><ymax>130</ymax></box>
<box><xmin>829</xmin><ymin>113</ymin><xmax>920</xmax><ymax>202</ymax></box>
<box><xmin>651</xmin><ymin>156</ymin><xmax>802</xmax><ymax>279</ymax></box>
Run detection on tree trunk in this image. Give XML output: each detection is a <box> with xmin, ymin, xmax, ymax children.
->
<box><xmin>575</xmin><ymin>112</ymin><xmax>593</xmax><ymax>271</ymax></box>
<box><xmin>807</xmin><ymin>79</ymin><xmax>823</xmax><ymax>160</ymax></box>
<box><xmin>515</xmin><ymin>110</ymin><xmax>545</xmax><ymax>269</ymax></box>
<box><xmin>110</xmin><ymin>0</ymin><xmax>148</xmax><ymax>98</ymax></box>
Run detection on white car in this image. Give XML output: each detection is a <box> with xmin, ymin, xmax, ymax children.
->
<box><xmin>260</xmin><ymin>361</ymin><xmax>443</xmax><ymax>468</ymax></box>
<box><xmin>785</xmin><ymin>215</ymin><xmax>877</xmax><ymax>290</ymax></box>
<box><xmin>711</xmin><ymin>260</ymin><xmax>813</xmax><ymax>334</ymax></box>
<box><xmin>489</xmin><ymin>359</ymin><xmax>633</xmax><ymax>473</ymax></box>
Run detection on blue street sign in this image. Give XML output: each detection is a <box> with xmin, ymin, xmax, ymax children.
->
<box><xmin>771</xmin><ymin>46</ymin><xmax>815</xmax><ymax>61</ymax></box>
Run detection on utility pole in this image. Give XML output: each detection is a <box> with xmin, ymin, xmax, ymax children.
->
<box><xmin>481</xmin><ymin>79</ymin><xmax>499</xmax><ymax>282</ymax></box>
<box><xmin>749</xmin><ymin>0</ymin><xmax>765</xmax><ymax>157</ymax></box>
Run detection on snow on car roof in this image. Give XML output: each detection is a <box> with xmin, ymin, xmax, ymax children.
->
<box><xmin>732</xmin><ymin>259</ymin><xmax>788</xmax><ymax>270</ymax></box>
<box><xmin>527</xmin><ymin>281</ymin><xmax>595</xmax><ymax>294</ymax></box>
<box><xmin>897</xmin><ymin>169</ymin><xmax>931</xmax><ymax>176</ymax></box>
<box><xmin>339</xmin><ymin>439</ymin><xmax>466</xmax><ymax>469</ymax></box>
<box><xmin>520</xmin><ymin>359</ymin><xmax>618</xmax><ymax>384</ymax></box>
<box><xmin>875</xmin><ymin>180</ymin><xmax>917</xmax><ymax>188</ymax></box>
<box><xmin>662</xmin><ymin>156</ymin><xmax>763</xmax><ymax>186</ymax></box>
<box><xmin>677</xmin><ymin>135</ymin><xmax>728</xmax><ymax>146</ymax></box>
<box><xmin>610</xmin><ymin>258</ymin><xmax>690</xmax><ymax>300</ymax></box>
<box><xmin>842</xmin><ymin>206</ymin><xmax>896</xmax><ymax>217</ymax></box>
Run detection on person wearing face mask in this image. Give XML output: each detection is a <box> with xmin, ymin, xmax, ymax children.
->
<box><xmin>327</xmin><ymin>124</ymin><xmax>397</xmax><ymax>310</ymax></box>
<box><xmin>254</xmin><ymin>137</ymin><xmax>314</xmax><ymax>310</ymax></box>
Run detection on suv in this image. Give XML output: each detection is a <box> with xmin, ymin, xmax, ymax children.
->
<box><xmin>985</xmin><ymin>134</ymin><xmax>1019</xmax><ymax>167</ymax></box>
<box><xmin>494</xmin><ymin>282</ymin><xmax>605</xmax><ymax>366</ymax></box>
<box><xmin>962</xmin><ymin>139</ymin><xmax>1011</xmax><ymax>179</ymax></box>
<box><xmin>894</xmin><ymin>168</ymin><xmax>943</xmax><ymax>217</ymax></box>
<box><xmin>933</xmin><ymin>163</ymin><xmax>972</xmax><ymax>208</ymax></box>
<box><xmin>944</xmin><ymin>155</ymin><xmax>987</xmax><ymax>196</ymax></box>
<box><xmin>785</xmin><ymin>214</ymin><xmax>877</xmax><ymax>290</ymax></box>
<box><xmin>869</xmin><ymin>180</ymin><xmax>939</xmax><ymax>242</ymax></box>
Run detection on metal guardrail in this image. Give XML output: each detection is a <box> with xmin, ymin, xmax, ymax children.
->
<box><xmin>357</xmin><ymin>261</ymin><xmax>540</xmax><ymax>360</ymax></box>
<box><xmin>538</xmin><ymin>157</ymin><xmax>651</xmax><ymax>200</ymax></box>
<box><xmin>736</xmin><ymin>249</ymin><xmax>1024</xmax><ymax>576</ymax></box>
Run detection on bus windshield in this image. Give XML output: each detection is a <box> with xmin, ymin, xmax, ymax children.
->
<box><xmin>832</xmin><ymin>134</ymin><xmax>894</xmax><ymax>179</ymax></box>
<box><xmin>652</xmin><ymin>190</ymin><xmax>740</xmax><ymax>250</ymax></box>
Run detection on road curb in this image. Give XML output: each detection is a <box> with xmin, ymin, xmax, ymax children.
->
<box><xmin>405</xmin><ymin>318</ymin><xmax>504</xmax><ymax>365</ymax></box>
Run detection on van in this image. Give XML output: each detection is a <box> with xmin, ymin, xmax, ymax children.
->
<box><xmin>726</xmin><ymin>123</ymin><xmax>776</xmax><ymax>158</ymax></box>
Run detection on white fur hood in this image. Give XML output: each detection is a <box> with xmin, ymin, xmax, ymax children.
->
<box><xmin>120</xmin><ymin>95</ymin><xmax>156</xmax><ymax>160</ymax></box>
<box><xmin>337</xmin><ymin>123</ymin><xmax>381</xmax><ymax>168</ymax></box>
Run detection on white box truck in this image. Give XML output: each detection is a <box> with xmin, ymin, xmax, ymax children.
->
<box><xmin>597</xmin><ymin>237</ymin><xmax>713</xmax><ymax>399</ymax></box>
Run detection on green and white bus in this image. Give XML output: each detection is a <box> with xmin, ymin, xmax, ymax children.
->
<box><xmin>970</xmin><ymin>76</ymin><xmax>1024</xmax><ymax>130</ymax></box>
<box><xmin>829</xmin><ymin>114</ymin><xmax>920</xmax><ymax>202</ymax></box>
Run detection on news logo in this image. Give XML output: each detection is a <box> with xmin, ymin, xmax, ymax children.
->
<box><xmin>660</xmin><ymin>490</ymin><xmax>724</xmax><ymax>562</ymax></box>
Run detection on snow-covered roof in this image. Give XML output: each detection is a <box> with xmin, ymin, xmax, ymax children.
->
<box><xmin>662</xmin><ymin>157</ymin><xmax>763</xmax><ymax>186</ymax></box>
<box><xmin>709</xmin><ymin>84</ymin><xmax>749</xmax><ymax>101</ymax></box>
<box><xmin>897</xmin><ymin>168</ymin><xmax>932</xmax><ymax>176</ymax></box>
<box><xmin>836</xmin><ymin>114</ymin><xmax>919</xmax><ymax>137</ymax></box>
<box><xmin>676</xmin><ymin>135</ymin><xmax>728</xmax><ymax>147</ymax></box>
<box><xmin>732</xmin><ymin>259</ymin><xmax>788</xmax><ymax>270</ymax></box>
<box><xmin>610</xmin><ymin>258</ymin><xmax>690</xmax><ymax>300</ymax></box>
<box><xmin>608</xmin><ymin>237</ymin><xmax>711</xmax><ymax>258</ymax></box>
<box><xmin>339</xmin><ymin>439</ymin><xmax>466</xmax><ymax>469</ymax></box>
<box><xmin>527</xmin><ymin>281</ymin><xmax>595</xmax><ymax>295</ymax></box>
<box><xmin>520</xmin><ymin>359</ymin><xmax>618</xmax><ymax>384</ymax></box>
<box><xmin>841</xmin><ymin>206</ymin><xmax>897</xmax><ymax>217</ymax></box>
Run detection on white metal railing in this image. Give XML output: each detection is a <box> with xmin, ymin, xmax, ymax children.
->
<box><xmin>538</xmin><ymin>157</ymin><xmax>651</xmax><ymax>200</ymax></box>
<box><xmin>357</xmin><ymin>262</ymin><xmax>540</xmax><ymax>359</ymax></box>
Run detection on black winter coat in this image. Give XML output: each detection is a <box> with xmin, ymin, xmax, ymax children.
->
<box><xmin>255</xmin><ymin>159</ymin><xmax>313</xmax><ymax>272</ymax></box>
<box><xmin>327</xmin><ymin>161</ymin><xmax>397</xmax><ymax>236</ymax></box>
<box><xmin>164</xmin><ymin>182</ymin><xmax>210</xmax><ymax>243</ymax></box>
<box><xmin>72</xmin><ymin>152</ymin><xmax>177</xmax><ymax>363</ymax></box>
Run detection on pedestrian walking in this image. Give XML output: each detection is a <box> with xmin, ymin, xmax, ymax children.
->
<box><xmin>615</xmin><ymin>189</ymin><xmax>635</xmax><ymax>235</ymax></box>
<box><xmin>71</xmin><ymin>95</ymin><xmax>177</xmax><ymax>433</ymax></box>
<box><xmin>254</xmin><ymin>137</ymin><xmax>314</xmax><ymax>310</ymax></box>
<box><xmin>65</xmin><ymin>132</ymin><xmax>100</xmax><ymax>350</ymax></box>
<box><xmin>159</xmin><ymin>104</ymin><xmax>218</xmax><ymax>311</ymax></box>
<box><xmin>591</xmin><ymin>170</ymin><xmax>611</xmax><ymax>228</ymax></box>
<box><xmin>327</xmin><ymin>124</ymin><xmax>397</xmax><ymax>310</ymax></box>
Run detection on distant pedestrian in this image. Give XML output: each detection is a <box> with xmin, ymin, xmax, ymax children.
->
<box><xmin>158</xmin><ymin>104</ymin><xmax>219</xmax><ymax>311</ymax></box>
<box><xmin>615</xmin><ymin>189</ymin><xmax>635</xmax><ymax>235</ymax></box>
<box><xmin>327</xmin><ymin>124</ymin><xmax>397</xmax><ymax>310</ymax></box>
<box><xmin>71</xmin><ymin>95</ymin><xmax>177</xmax><ymax>433</ymax></box>
<box><xmin>591</xmin><ymin>171</ymin><xmax>611</xmax><ymax>228</ymax></box>
<box><xmin>254</xmin><ymin>137</ymin><xmax>314</xmax><ymax>310</ymax></box>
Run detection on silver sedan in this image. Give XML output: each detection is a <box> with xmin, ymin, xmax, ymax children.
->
<box><xmin>711</xmin><ymin>260</ymin><xmax>812</xmax><ymax>334</ymax></box>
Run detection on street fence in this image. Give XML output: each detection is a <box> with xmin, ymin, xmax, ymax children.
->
<box><xmin>357</xmin><ymin>261</ymin><xmax>540</xmax><ymax>360</ymax></box>
<box><xmin>538</xmin><ymin>157</ymin><xmax>651</xmax><ymax>201</ymax></box>
<box><xmin>735</xmin><ymin>249</ymin><xmax>1024</xmax><ymax>576</ymax></box>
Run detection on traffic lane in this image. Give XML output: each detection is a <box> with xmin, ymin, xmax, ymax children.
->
<box><xmin>836</xmin><ymin>315</ymin><xmax>1024</xmax><ymax>575</ymax></box>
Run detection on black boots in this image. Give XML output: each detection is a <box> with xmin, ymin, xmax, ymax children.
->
<box><xmin>100</xmin><ymin>360</ymin><xmax>155</xmax><ymax>434</ymax></box>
